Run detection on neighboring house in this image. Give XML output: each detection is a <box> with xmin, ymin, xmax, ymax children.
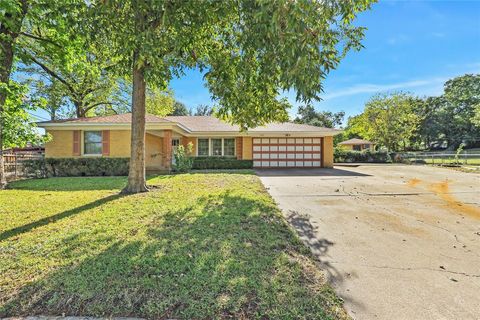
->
<box><xmin>338</xmin><ymin>138</ymin><xmax>375</xmax><ymax>151</ymax></box>
<box><xmin>38</xmin><ymin>113</ymin><xmax>341</xmax><ymax>170</ymax></box>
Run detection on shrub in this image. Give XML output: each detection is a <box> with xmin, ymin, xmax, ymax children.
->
<box><xmin>334</xmin><ymin>148</ymin><xmax>391</xmax><ymax>163</ymax></box>
<box><xmin>22</xmin><ymin>157</ymin><xmax>129</xmax><ymax>177</ymax></box>
<box><xmin>173</xmin><ymin>143</ymin><xmax>194</xmax><ymax>172</ymax></box>
<box><xmin>192</xmin><ymin>156</ymin><xmax>253</xmax><ymax>170</ymax></box>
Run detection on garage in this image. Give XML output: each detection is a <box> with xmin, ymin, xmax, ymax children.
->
<box><xmin>252</xmin><ymin>137</ymin><xmax>323</xmax><ymax>168</ymax></box>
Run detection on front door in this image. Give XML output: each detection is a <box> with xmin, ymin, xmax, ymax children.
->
<box><xmin>171</xmin><ymin>138</ymin><xmax>180</xmax><ymax>165</ymax></box>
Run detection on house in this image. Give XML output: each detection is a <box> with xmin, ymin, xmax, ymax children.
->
<box><xmin>338</xmin><ymin>138</ymin><xmax>375</xmax><ymax>151</ymax></box>
<box><xmin>38</xmin><ymin>113</ymin><xmax>341</xmax><ymax>170</ymax></box>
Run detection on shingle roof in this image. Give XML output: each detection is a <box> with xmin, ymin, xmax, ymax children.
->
<box><xmin>165</xmin><ymin>116</ymin><xmax>340</xmax><ymax>133</ymax></box>
<box><xmin>338</xmin><ymin>138</ymin><xmax>374</xmax><ymax>145</ymax></box>
<box><xmin>39</xmin><ymin>113</ymin><xmax>340</xmax><ymax>133</ymax></box>
<box><xmin>38</xmin><ymin>113</ymin><xmax>171</xmax><ymax>124</ymax></box>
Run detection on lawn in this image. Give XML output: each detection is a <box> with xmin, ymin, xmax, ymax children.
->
<box><xmin>0</xmin><ymin>173</ymin><xmax>347</xmax><ymax>319</ymax></box>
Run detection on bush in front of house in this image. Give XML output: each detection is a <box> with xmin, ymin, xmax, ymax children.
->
<box><xmin>173</xmin><ymin>143</ymin><xmax>194</xmax><ymax>173</ymax></box>
<box><xmin>192</xmin><ymin>156</ymin><xmax>253</xmax><ymax>169</ymax></box>
<box><xmin>334</xmin><ymin>148</ymin><xmax>391</xmax><ymax>163</ymax></box>
<box><xmin>22</xmin><ymin>157</ymin><xmax>130</xmax><ymax>177</ymax></box>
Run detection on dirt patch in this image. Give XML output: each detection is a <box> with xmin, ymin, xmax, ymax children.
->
<box><xmin>429</xmin><ymin>181</ymin><xmax>480</xmax><ymax>220</ymax></box>
<box><xmin>407</xmin><ymin>178</ymin><xmax>422</xmax><ymax>187</ymax></box>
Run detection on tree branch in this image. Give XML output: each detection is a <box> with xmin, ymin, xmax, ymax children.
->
<box><xmin>20</xmin><ymin>32</ymin><xmax>61</xmax><ymax>47</ymax></box>
<box><xmin>26</xmin><ymin>52</ymin><xmax>77</xmax><ymax>95</ymax></box>
<box><xmin>84</xmin><ymin>101</ymin><xmax>118</xmax><ymax>111</ymax></box>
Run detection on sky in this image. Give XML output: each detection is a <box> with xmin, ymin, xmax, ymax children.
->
<box><xmin>31</xmin><ymin>0</ymin><xmax>480</xmax><ymax>124</ymax></box>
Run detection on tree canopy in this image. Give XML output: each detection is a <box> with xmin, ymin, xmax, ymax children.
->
<box><xmin>294</xmin><ymin>105</ymin><xmax>344</xmax><ymax>128</ymax></box>
<box><xmin>86</xmin><ymin>0</ymin><xmax>374</xmax><ymax>192</ymax></box>
<box><xmin>345</xmin><ymin>92</ymin><xmax>421</xmax><ymax>151</ymax></box>
<box><xmin>1</xmin><ymin>80</ymin><xmax>48</xmax><ymax>148</ymax></box>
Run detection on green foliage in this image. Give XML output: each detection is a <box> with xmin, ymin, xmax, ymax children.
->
<box><xmin>90</xmin><ymin>0</ymin><xmax>374</xmax><ymax>128</ymax></box>
<box><xmin>173</xmin><ymin>143</ymin><xmax>194</xmax><ymax>173</ymax></box>
<box><xmin>22</xmin><ymin>157</ymin><xmax>129</xmax><ymax>177</ymax></box>
<box><xmin>193</xmin><ymin>104</ymin><xmax>214</xmax><ymax>116</ymax></box>
<box><xmin>345</xmin><ymin>92</ymin><xmax>421</xmax><ymax>151</ymax></box>
<box><xmin>399</xmin><ymin>74</ymin><xmax>480</xmax><ymax>150</ymax></box>
<box><xmin>334</xmin><ymin>148</ymin><xmax>391</xmax><ymax>163</ymax></box>
<box><xmin>294</xmin><ymin>105</ymin><xmax>344</xmax><ymax>128</ymax></box>
<box><xmin>1</xmin><ymin>81</ymin><xmax>49</xmax><ymax>148</ymax></box>
<box><xmin>15</xmin><ymin>0</ymin><xmax>130</xmax><ymax>119</ymax></box>
<box><xmin>146</xmin><ymin>87</ymin><xmax>175</xmax><ymax>116</ymax></box>
<box><xmin>454</xmin><ymin>143</ymin><xmax>466</xmax><ymax>164</ymax></box>
<box><xmin>192</xmin><ymin>157</ymin><xmax>253</xmax><ymax>170</ymax></box>
<box><xmin>473</xmin><ymin>104</ymin><xmax>480</xmax><ymax>128</ymax></box>
<box><xmin>169</xmin><ymin>101</ymin><xmax>190</xmax><ymax>116</ymax></box>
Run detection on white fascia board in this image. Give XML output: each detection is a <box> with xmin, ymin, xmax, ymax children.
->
<box><xmin>182</xmin><ymin>130</ymin><xmax>342</xmax><ymax>137</ymax></box>
<box><xmin>38</xmin><ymin>122</ymin><xmax>192</xmax><ymax>133</ymax></box>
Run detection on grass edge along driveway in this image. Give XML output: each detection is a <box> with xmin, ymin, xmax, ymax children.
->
<box><xmin>0</xmin><ymin>173</ymin><xmax>348</xmax><ymax>319</ymax></box>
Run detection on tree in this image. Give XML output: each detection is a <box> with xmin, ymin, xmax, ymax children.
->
<box><xmin>91</xmin><ymin>0</ymin><xmax>374</xmax><ymax>193</ymax></box>
<box><xmin>18</xmin><ymin>32</ymin><xmax>129</xmax><ymax>118</ymax></box>
<box><xmin>2</xmin><ymin>80</ymin><xmax>49</xmax><ymax>148</ymax></box>
<box><xmin>193</xmin><ymin>104</ymin><xmax>213</xmax><ymax>116</ymax></box>
<box><xmin>0</xmin><ymin>0</ymin><xmax>85</xmax><ymax>188</ymax></box>
<box><xmin>30</xmin><ymin>79</ymin><xmax>69</xmax><ymax>120</ymax></box>
<box><xmin>146</xmin><ymin>87</ymin><xmax>175</xmax><ymax>116</ymax></box>
<box><xmin>346</xmin><ymin>93</ymin><xmax>421</xmax><ymax>151</ymax></box>
<box><xmin>0</xmin><ymin>0</ymin><xmax>28</xmax><ymax>188</ymax></box>
<box><xmin>170</xmin><ymin>101</ymin><xmax>190</xmax><ymax>116</ymax></box>
<box><xmin>294</xmin><ymin>105</ymin><xmax>344</xmax><ymax>128</ymax></box>
<box><xmin>442</xmin><ymin>74</ymin><xmax>480</xmax><ymax>148</ymax></box>
<box><xmin>473</xmin><ymin>104</ymin><xmax>480</xmax><ymax>128</ymax></box>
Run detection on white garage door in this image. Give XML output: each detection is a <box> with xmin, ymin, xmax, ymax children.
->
<box><xmin>252</xmin><ymin>137</ymin><xmax>322</xmax><ymax>168</ymax></box>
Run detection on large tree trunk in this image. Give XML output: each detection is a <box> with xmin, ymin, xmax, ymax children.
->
<box><xmin>0</xmin><ymin>1</ymin><xmax>28</xmax><ymax>189</ymax></box>
<box><xmin>122</xmin><ymin>51</ymin><xmax>148</xmax><ymax>193</ymax></box>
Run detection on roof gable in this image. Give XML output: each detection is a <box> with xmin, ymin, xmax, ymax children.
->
<box><xmin>39</xmin><ymin>113</ymin><xmax>341</xmax><ymax>134</ymax></box>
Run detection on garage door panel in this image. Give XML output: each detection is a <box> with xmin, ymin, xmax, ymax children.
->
<box><xmin>252</xmin><ymin>137</ymin><xmax>322</xmax><ymax>168</ymax></box>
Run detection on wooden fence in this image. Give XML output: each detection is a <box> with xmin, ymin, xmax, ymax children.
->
<box><xmin>3</xmin><ymin>153</ymin><xmax>44</xmax><ymax>180</ymax></box>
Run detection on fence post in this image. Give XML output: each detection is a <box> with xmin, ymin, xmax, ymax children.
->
<box><xmin>14</xmin><ymin>154</ymin><xmax>17</xmax><ymax>179</ymax></box>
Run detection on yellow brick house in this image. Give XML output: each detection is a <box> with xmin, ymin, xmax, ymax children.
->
<box><xmin>39</xmin><ymin>113</ymin><xmax>341</xmax><ymax>170</ymax></box>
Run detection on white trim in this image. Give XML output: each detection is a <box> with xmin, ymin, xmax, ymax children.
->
<box><xmin>196</xmin><ymin>137</ymin><xmax>236</xmax><ymax>157</ymax></box>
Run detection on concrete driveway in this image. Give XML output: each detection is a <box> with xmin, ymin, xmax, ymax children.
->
<box><xmin>257</xmin><ymin>165</ymin><xmax>480</xmax><ymax>320</ymax></box>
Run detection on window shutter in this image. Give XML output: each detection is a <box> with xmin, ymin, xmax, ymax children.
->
<box><xmin>73</xmin><ymin>130</ymin><xmax>81</xmax><ymax>156</ymax></box>
<box><xmin>102</xmin><ymin>130</ymin><xmax>110</xmax><ymax>156</ymax></box>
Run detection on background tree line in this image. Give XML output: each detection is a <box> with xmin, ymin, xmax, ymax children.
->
<box><xmin>294</xmin><ymin>73</ymin><xmax>480</xmax><ymax>152</ymax></box>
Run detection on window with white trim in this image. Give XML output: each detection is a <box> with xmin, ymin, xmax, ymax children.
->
<box><xmin>197</xmin><ymin>138</ymin><xmax>236</xmax><ymax>157</ymax></box>
<box><xmin>211</xmin><ymin>138</ymin><xmax>222</xmax><ymax>156</ymax></box>
<box><xmin>84</xmin><ymin>131</ymin><xmax>102</xmax><ymax>155</ymax></box>
<box><xmin>198</xmin><ymin>139</ymin><xmax>209</xmax><ymax>156</ymax></box>
<box><xmin>223</xmin><ymin>138</ymin><xmax>235</xmax><ymax>156</ymax></box>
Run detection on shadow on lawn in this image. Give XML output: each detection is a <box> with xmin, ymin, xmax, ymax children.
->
<box><xmin>1</xmin><ymin>192</ymin><xmax>346</xmax><ymax>319</ymax></box>
<box><xmin>0</xmin><ymin>194</ymin><xmax>124</xmax><ymax>242</ymax></box>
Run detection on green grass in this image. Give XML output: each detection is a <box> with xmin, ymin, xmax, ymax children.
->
<box><xmin>0</xmin><ymin>174</ymin><xmax>347</xmax><ymax>319</ymax></box>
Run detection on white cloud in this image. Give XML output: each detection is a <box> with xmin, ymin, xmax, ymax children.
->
<box><xmin>321</xmin><ymin>77</ymin><xmax>448</xmax><ymax>100</ymax></box>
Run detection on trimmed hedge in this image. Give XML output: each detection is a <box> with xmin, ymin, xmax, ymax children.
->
<box><xmin>334</xmin><ymin>148</ymin><xmax>391</xmax><ymax>163</ymax></box>
<box><xmin>192</xmin><ymin>156</ymin><xmax>253</xmax><ymax>170</ymax></box>
<box><xmin>22</xmin><ymin>157</ymin><xmax>129</xmax><ymax>178</ymax></box>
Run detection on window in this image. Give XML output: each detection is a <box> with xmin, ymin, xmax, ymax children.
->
<box><xmin>211</xmin><ymin>138</ymin><xmax>222</xmax><ymax>156</ymax></box>
<box><xmin>198</xmin><ymin>139</ymin><xmax>209</xmax><ymax>156</ymax></box>
<box><xmin>223</xmin><ymin>139</ymin><xmax>235</xmax><ymax>156</ymax></box>
<box><xmin>353</xmin><ymin>145</ymin><xmax>361</xmax><ymax>151</ymax></box>
<box><xmin>84</xmin><ymin>131</ymin><xmax>102</xmax><ymax>155</ymax></box>
<box><xmin>197</xmin><ymin>138</ymin><xmax>236</xmax><ymax>157</ymax></box>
